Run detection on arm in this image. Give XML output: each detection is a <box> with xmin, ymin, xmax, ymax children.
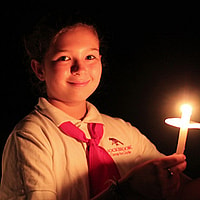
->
<box><xmin>92</xmin><ymin>154</ymin><xmax>187</xmax><ymax>200</ymax></box>
<box><xmin>91</xmin><ymin>179</ymin><xmax>145</xmax><ymax>200</ymax></box>
<box><xmin>0</xmin><ymin>126</ymin><xmax>57</xmax><ymax>200</ymax></box>
<box><xmin>16</xmin><ymin>130</ymin><xmax>57</xmax><ymax>199</ymax></box>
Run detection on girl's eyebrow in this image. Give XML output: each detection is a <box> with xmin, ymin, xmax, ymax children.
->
<box><xmin>55</xmin><ymin>48</ymin><xmax>99</xmax><ymax>53</ymax></box>
<box><xmin>89</xmin><ymin>48</ymin><xmax>99</xmax><ymax>51</ymax></box>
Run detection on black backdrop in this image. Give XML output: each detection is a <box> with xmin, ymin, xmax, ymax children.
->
<box><xmin>1</xmin><ymin>2</ymin><xmax>200</xmax><ymax>179</ymax></box>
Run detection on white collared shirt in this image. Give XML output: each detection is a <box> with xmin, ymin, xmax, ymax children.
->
<box><xmin>0</xmin><ymin>98</ymin><xmax>163</xmax><ymax>200</ymax></box>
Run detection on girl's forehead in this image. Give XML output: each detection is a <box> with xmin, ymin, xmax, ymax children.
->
<box><xmin>52</xmin><ymin>25</ymin><xmax>100</xmax><ymax>50</ymax></box>
<box><xmin>59</xmin><ymin>23</ymin><xmax>98</xmax><ymax>37</ymax></box>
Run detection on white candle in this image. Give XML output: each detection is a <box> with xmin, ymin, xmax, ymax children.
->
<box><xmin>176</xmin><ymin>104</ymin><xmax>192</xmax><ymax>154</ymax></box>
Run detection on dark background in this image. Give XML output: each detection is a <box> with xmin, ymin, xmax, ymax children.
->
<box><xmin>1</xmin><ymin>2</ymin><xmax>200</xmax><ymax>179</ymax></box>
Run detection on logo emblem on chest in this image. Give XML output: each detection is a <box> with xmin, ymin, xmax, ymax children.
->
<box><xmin>109</xmin><ymin>137</ymin><xmax>124</xmax><ymax>146</ymax></box>
<box><xmin>107</xmin><ymin>137</ymin><xmax>133</xmax><ymax>157</ymax></box>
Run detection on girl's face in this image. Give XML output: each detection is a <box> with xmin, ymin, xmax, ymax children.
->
<box><xmin>42</xmin><ymin>25</ymin><xmax>102</xmax><ymax>104</ymax></box>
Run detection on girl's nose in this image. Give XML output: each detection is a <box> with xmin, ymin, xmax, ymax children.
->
<box><xmin>71</xmin><ymin>65</ymin><xmax>79</xmax><ymax>76</ymax></box>
<box><xmin>71</xmin><ymin>60</ymin><xmax>86</xmax><ymax>76</ymax></box>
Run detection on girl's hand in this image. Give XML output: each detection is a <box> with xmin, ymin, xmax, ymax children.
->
<box><xmin>120</xmin><ymin>154</ymin><xmax>187</xmax><ymax>199</ymax></box>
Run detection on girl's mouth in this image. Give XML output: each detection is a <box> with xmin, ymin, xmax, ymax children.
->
<box><xmin>67</xmin><ymin>80</ymin><xmax>90</xmax><ymax>87</ymax></box>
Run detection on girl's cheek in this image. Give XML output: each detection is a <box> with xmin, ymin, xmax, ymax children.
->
<box><xmin>88</xmin><ymin>60</ymin><xmax>102</xmax><ymax>70</ymax></box>
<box><xmin>47</xmin><ymin>61</ymin><xmax>71</xmax><ymax>72</ymax></box>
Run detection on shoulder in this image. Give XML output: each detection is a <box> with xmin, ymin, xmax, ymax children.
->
<box><xmin>6</xmin><ymin>108</ymin><xmax>56</xmax><ymax>152</ymax></box>
<box><xmin>100</xmin><ymin>113</ymin><xmax>147</xmax><ymax>147</ymax></box>
<box><xmin>14</xmin><ymin>109</ymin><xmax>51</xmax><ymax>132</ymax></box>
<box><xmin>101</xmin><ymin>113</ymin><xmax>140</xmax><ymax>134</ymax></box>
<box><xmin>2</xmin><ymin>109</ymin><xmax>55</xmax><ymax>166</ymax></box>
<box><xmin>13</xmin><ymin>106</ymin><xmax>58</xmax><ymax>140</ymax></box>
<box><xmin>100</xmin><ymin>113</ymin><xmax>162</xmax><ymax>155</ymax></box>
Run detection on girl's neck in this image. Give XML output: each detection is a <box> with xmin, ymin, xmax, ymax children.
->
<box><xmin>48</xmin><ymin>98</ymin><xmax>87</xmax><ymax>120</ymax></box>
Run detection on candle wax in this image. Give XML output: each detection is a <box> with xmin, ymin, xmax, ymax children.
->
<box><xmin>176</xmin><ymin>104</ymin><xmax>192</xmax><ymax>154</ymax></box>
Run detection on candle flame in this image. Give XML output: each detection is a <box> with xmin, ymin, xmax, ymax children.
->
<box><xmin>180</xmin><ymin>104</ymin><xmax>192</xmax><ymax>128</ymax></box>
<box><xmin>180</xmin><ymin>104</ymin><xmax>192</xmax><ymax>116</ymax></box>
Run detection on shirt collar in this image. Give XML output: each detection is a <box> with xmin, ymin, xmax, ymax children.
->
<box><xmin>35</xmin><ymin>97</ymin><xmax>104</xmax><ymax>127</ymax></box>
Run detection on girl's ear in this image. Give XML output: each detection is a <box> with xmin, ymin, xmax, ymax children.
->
<box><xmin>31</xmin><ymin>59</ymin><xmax>45</xmax><ymax>81</ymax></box>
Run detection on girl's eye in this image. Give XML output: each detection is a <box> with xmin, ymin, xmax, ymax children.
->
<box><xmin>57</xmin><ymin>56</ymin><xmax>71</xmax><ymax>61</ymax></box>
<box><xmin>86</xmin><ymin>55</ymin><xmax>96</xmax><ymax>60</ymax></box>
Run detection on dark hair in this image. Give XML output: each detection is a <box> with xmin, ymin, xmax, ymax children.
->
<box><xmin>24</xmin><ymin>11</ymin><xmax>107</xmax><ymax>97</ymax></box>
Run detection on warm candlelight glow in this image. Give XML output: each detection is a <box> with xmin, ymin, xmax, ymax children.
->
<box><xmin>165</xmin><ymin>104</ymin><xmax>200</xmax><ymax>154</ymax></box>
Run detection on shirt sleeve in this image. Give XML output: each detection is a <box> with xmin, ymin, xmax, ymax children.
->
<box><xmin>129</xmin><ymin>123</ymin><xmax>165</xmax><ymax>164</ymax></box>
<box><xmin>0</xmin><ymin>121</ymin><xmax>57</xmax><ymax>200</ymax></box>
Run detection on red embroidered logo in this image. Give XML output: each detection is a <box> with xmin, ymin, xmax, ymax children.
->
<box><xmin>107</xmin><ymin>137</ymin><xmax>132</xmax><ymax>157</ymax></box>
<box><xmin>107</xmin><ymin>145</ymin><xmax>133</xmax><ymax>157</ymax></box>
<box><xmin>109</xmin><ymin>137</ymin><xmax>124</xmax><ymax>146</ymax></box>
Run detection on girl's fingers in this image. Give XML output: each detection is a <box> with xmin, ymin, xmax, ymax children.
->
<box><xmin>170</xmin><ymin>160</ymin><xmax>187</xmax><ymax>174</ymax></box>
<box><xmin>159</xmin><ymin>154</ymin><xmax>186</xmax><ymax>169</ymax></box>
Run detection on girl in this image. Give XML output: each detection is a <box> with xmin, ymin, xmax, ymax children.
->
<box><xmin>0</xmin><ymin>12</ymin><xmax>193</xmax><ymax>200</ymax></box>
